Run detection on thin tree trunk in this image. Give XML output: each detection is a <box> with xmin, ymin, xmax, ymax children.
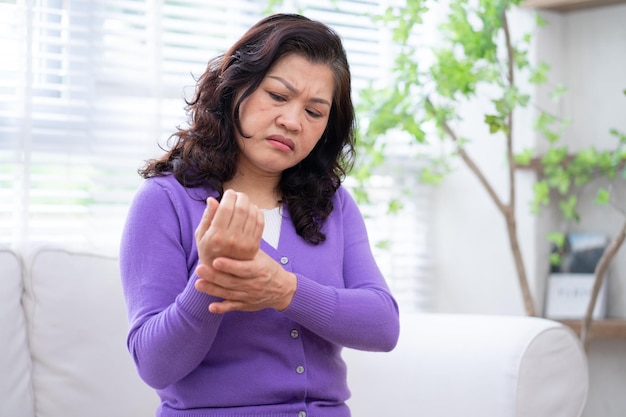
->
<box><xmin>501</xmin><ymin>9</ymin><xmax>536</xmax><ymax>317</ymax></box>
<box><xmin>503</xmin><ymin>208</ymin><xmax>536</xmax><ymax>316</ymax></box>
<box><xmin>424</xmin><ymin>97</ymin><xmax>537</xmax><ymax>317</ymax></box>
<box><xmin>417</xmin><ymin>9</ymin><xmax>539</xmax><ymax>317</ymax></box>
<box><xmin>581</xmin><ymin>218</ymin><xmax>626</xmax><ymax>351</ymax></box>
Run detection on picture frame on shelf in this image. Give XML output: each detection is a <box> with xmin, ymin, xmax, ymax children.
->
<box><xmin>545</xmin><ymin>233</ymin><xmax>610</xmax><ymax>320</ymax></box>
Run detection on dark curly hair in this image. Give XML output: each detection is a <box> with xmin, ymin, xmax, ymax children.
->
<box><xmin>140</xmin><ymin>13</ymin><xmax>356</xmax><ymax>245</ymax></box>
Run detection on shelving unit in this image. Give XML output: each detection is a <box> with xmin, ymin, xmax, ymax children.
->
<box><xmin>522</xmin><ymin>0</ymin><xmax>626</xmax><ymax>12</ymax></box>
<box><xmin>558</xmin><ymin>319</ymin><xmax>626</xmax><ymax>339</ymax></box>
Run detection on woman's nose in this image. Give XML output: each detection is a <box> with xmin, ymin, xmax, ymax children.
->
<box><xmin>277</xmin><ymin>107</ymin><xmax>301</xmax><ymax>132</ymax></box>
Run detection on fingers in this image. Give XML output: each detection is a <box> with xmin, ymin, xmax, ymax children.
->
<box><xmin>194</xmin><ymin>252</ymin><xmax>295</xmax><ymax>313</ymax></box>
<box><xmin>209</xmin><ymin>189</ymin><xmax>237</xmax><ymax>231</ymax></box>
<box><xmin>211</xmin><ymin>190</ymin><xmax>261</xmax><ymax>235</ymax></box>
<box><xmin>252</xmin><ymin>208</ymin><xmax>265</xmax><ymax>245</ymax></box>
<box><xmin>195</xmin><ymin>258</ymin><xmax>258</xmax><ymax>296</ymax></box>
<box><xmin>195</xmin><ymin>197</ymin><xmax>219</xmax><ymax>241</ymax></box>
<box><xmin>194</xmin><ymin>267</ymin><xmax>252</xmax><ymax>314</ymax></box>
<box><xmin>195</xmin><ymin>190</ymin><xmax>264</xmax><ymax>261</ymax></box>
<box><xmin>208</xmin><ymin>300</ymin><xmax>246</xmax><ymax>314</ymax></box>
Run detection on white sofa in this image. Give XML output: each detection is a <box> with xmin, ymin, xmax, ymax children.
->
<box><xmin>1</xmin><ymin>244</ymin><xmax>589</xmax><ymax>417</ymax></box>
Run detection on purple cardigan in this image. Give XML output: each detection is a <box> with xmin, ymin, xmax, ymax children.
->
<box><xmin>119</xmin><ymin>174</ymin><xmax>400</xmax><ymax>417</ymax></box>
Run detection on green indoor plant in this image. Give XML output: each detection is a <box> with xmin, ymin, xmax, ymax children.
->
<box><xmin>265</xmin><ymin>0</ymin><xmax>625</xmax><ymax>347</ymax></box>
<box><xmin>357</xmin><ymin>0</ymin><xmax>545</xmax><ymax>317</ymax></box>
<box><xmin>358</xmin><ymin>0</ymin><xmax>626</xmax><ymax>348</ymax></box>
<box><xmin>522</xmin><ymin>114</ymin><xmax>626</xmax><ymax>350</ymax></box>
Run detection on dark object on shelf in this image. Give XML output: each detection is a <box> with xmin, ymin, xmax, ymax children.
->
<box><xmin>551</xmin><ymin>233</ymin><xmax>609</xmax><ymax>274</ymax></box>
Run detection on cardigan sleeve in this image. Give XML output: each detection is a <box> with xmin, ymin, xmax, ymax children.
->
<box><xmin>119</xmin><ymin>178</ymin><xmax>224</xmax><ymax>389</ymax></box>
<box><xmin>282</xmin><ymin>187</ymin><xmax>400</xmax><ymax>352</ymax></box>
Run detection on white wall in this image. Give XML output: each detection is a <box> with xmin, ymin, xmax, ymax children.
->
<box><xmin>430</xmin><ymin>3</ymin><xmax>626</xmax><ymax>416</ymax></box>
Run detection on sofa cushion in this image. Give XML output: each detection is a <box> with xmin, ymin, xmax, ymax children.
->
<box><xmin>21</xmin><ymin>245</ymin><xmax>159</xmax><ymax>417</ymax></box>
<box><xmin>0</xmin><ymin>246</ymin><xmax>34</xmax><ymax>417</ymax></box>
<box><xmin>344</xmin><ymin>313</ymin><xmax>588</xmax><ymax>417</ymax></box>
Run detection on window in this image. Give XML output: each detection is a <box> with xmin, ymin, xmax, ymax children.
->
<box><xmin>0</xmin><ymin>0</ymin><xmax>432</xmax><ymax>312</ymax></box>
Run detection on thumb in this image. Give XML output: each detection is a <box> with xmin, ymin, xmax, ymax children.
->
<box><xmin>195</xmin><ymin>197</ymin><xmax>219</xmax><ymax>239</ymax></box>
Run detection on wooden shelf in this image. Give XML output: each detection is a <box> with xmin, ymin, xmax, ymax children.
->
<box><xmin>522</xmin><ymin>0</ymin><xmax>626</xmax><ymax>12</ymax></box>
<box><xmin>557</xmin><ymin>319</ymin><xmax>626</xmax><ymax>339</ymax></box>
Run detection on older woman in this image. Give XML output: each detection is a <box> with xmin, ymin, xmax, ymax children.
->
<box><xmin>120</xmin><ymin>13</ymin><xmax>399</xmax><ymax>417</ymax></box>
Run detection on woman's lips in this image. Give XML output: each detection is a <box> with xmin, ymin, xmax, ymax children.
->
<box><xmin>267</xmin><ymin>135</ymin><xmax>295</xmax><ymax>152</ymax></box>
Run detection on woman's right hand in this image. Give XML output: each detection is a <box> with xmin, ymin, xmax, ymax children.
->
<box><xmin>194</xmin><ymin>189</ymin><xmax>264</xmax><ymax>265</ymax></box>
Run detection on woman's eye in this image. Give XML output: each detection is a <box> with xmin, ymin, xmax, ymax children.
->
<box><xmin>306</xmin><ymin>109</ymin><xmax>323</xmax><ymax>118</ymax></box>
<box><xmin>269</xmin><ymin>92</ymin><xmax>285</xmax><ymax>102</ymax></box>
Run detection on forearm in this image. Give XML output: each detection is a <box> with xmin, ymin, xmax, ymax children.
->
<box><xmin>195</xmin><ymin>249</ymin><xmax>297</xmax><ymax>314</ymax></box>
<box><xmin>282</xmin><ymin>275</ymin><xmax>399</xmax><ymax>352</ymax></box>
<box><xmin>126</xmin><ymin>275</ymin><xmax>224</xmax><ymax>389</ymax></box>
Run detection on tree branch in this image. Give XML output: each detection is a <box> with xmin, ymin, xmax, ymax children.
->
<box><xmin>502</xmin><ymin>10</ymin><xmax>515</xmax><ymax>210</ymax></box>
<box><xmin>502</xmin><ymin>10</ymin><xmax>515</xmax><ymax>88</ymax></box>
<box><xmin>581</xmin><ymin>217</ymin><xmax>626</xmax><ymax>352</ymax></box>
<box><xmin>425</xmin><ymin>98</ymin><xmax>507</xmax><ymax>214</ymax></box>
<box><xmin>425</xmin><ymin>97</ymin><xmax>537</xmax><ymax>316</ymax></box>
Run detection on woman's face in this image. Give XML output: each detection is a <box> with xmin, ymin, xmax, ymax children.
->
<box><xmin>235</xmin><ymin>53</ymin><xmax>334</xmax><ymax>178</ymax></box>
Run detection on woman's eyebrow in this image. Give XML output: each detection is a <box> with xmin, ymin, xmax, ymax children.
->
<box><xmin>268</xmin><ymin>75</ymin><xmax>331</xmax><ymax>107</ymax></box>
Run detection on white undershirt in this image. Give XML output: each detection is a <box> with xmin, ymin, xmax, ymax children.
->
<box><xmin>262</xmin><ymin>206</ymin><xmax>282</xmax><ymax>249</ymax></box>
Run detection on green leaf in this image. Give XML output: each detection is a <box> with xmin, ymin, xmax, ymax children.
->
<box><xmin>376</xmin><ymin>240</ymin><xmax>391</xmax><ymax>250</ymax></box>
<box><xmin>529</xmin><ymin>62</ymin><xmax>550</xmax><ymax>84</ymax></box>
<box><xmin>549</xmin><ymin>252</ymin><xmax>562</xmax><ymax>266</ymax></box>
<box><xmin>402</xmin><ymin>116</ymin><xmax>427</xmax><ymax>142</ymax></box>
<box><xmin>388</xmin><ymin>198</ymin><xmax>404</xmax><ymax>214</ymax></box>
<box><xmin>531</xmin><ymin>180</ymin><xmax>550</xmax><ymax>213</ymax></box>
<box><xmin>558</xmin><ymin>195</ymin><xmax>579</xmax><ymax>222</ymax></box>
<box><xmin>513</xmin><ymin>46</ymin><xmax>529</xmax><ymax>70</ymax></box>
<box><xmin>595</xmin><ymin>188</ymin><xmax>610</xmax><ymax>205</ymax></box>
<box><xmin>610</xmin><ymin>128</ymin><xmax>626</xmax><ymax>143</ymax></box>
<box><xmin>514</xmin><ymin>148</ymin><xmax>534</xmax><ymax>166</ymax></box>
<box><xmin>550</xmin><ymin>84</ymin><xmax>568</xmax><ymax>102</ymax></box>
<box><xmin>547</xmin><ymin>231</ymin><xmax>566</xmax><ymax>248</ymax></box>
<box><xmin>485</xmin><ymin>114</ymin><xmax>506</xmax><ymax>134</ymax></box>
<box><xmin>549</xmin><ymin>171</ymin><xmax>571</xmax><ymax>195</ymax></box>
<box><xmin>541</xmin><ymin>146</ymin><xmax>568</xmax><ymax>165</ymax></box>
<box><xmin>430</xmin><ymin>49</ymin><xmax>477</xmax><ymax>98</ymax></box>
<box><xmin>494</xmin><ymin>87</ymin><xmax>530</xmax><ymax>115</ymax></box>
<box><xmin>350</xmin><ymin>186</ymin><xmax>370</xmax><ymax>205</ymax></box>
<box><xmin>419</xmin><ymin>167</ymin><xmax>445</xmax><ymax>185</ymax></box>
<box><xmin>535</xmin><ymin>13</ymin><xmax>548</xmax><ymax>28</ymax></box>
<box><xmin>534</xmin><ymin>112</ymin><xmax>561</xmax><ymax>143</ymax></box>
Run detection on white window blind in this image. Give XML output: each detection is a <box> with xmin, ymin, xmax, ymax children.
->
<box><xmin>0</xmin><ymin>0</ymin><xmax>432</xmax><ymax>312</ymax></box>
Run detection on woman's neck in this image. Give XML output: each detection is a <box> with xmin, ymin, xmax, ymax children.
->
<box><xmin>223</xmin><ymin>174</ymin><xmax>282</xmax><ymax>210</ymax></box>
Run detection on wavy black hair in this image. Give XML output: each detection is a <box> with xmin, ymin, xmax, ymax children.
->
<box><xmin>140</xmin><ymin>13</ymin><xmax>356</xmax><ymax>244</ymax></box>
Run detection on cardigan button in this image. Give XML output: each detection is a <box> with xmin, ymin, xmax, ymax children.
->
<box><xmin>296</xmin><ymin>365</ymin><xmax>305</xmax><ymax>374</ymax></box>
<box><xmin>290</xmin><ymin>329</ymin><xmax>299</xmax><ymax>339</ymax></box>
<box><xmin>280</xmin><ymin>256</ymin><xmax>289</xmax><ymax>265</ymax></box>
<box><xmin>298</xmin><ymin>412</ymin><xmax>307</xmax><ymax>417</ymax></box>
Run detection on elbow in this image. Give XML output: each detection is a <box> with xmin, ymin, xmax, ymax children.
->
<box><xmin>381</xmin><ymin>337</ymin><xmax>399</xmax><ymax>353</ymax></box>
<box><xmin>378</xmin><ymin>299</ymin><xmax>400</xmax><ymax>352</ymax></box>
<box><xmin>380</xmin><ymin>320</ymin><xmax>400</xmax><ymax>352</ymax></box>
<box><xmin>381</xmin><ymin>303</ymin><xmax>401</xmax><ymax>351</ymax></box>
<box><xmin>137</xmin><ymin>367</ymin><xmax>172</xmax><ymax>391</ymax></box>
<box><xmin>365</xmin><ymin>313</ymin><xmax>400</xmax><ymax>352</ymax></box>
<box><xmin>127</xmin><ymin>338</ymin><xmax>178</xmax><ymax>390</ymax></box>
<box><xmin>129</xmin><ymin>347</ymin><xmax>170</xmax><ymax>390</ymax></box>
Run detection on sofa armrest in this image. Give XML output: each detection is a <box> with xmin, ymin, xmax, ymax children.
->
<box><xmin>20</xmin><ymin>244</ymin><xmax>159</xmax><ymax>417</ymax></box>
<box><xmin>344</xmin><ymin>313</ymin><xmax>588</xmax><ymax>417</ymax></box>
<box><xmin>0</xmin><ymin>246</ymin><xmax>34</xmax><ymax>417</ymax></box>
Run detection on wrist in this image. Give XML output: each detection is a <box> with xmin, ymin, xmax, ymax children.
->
<box><xmin>277</xmin><ymin>272</ymin><xmax>297</xmax><ymax>311</ymax></box>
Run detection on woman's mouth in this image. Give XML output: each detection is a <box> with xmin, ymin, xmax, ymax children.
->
<box><xmin>267</xmin><ymin>135</ymin><xmax>295</xmax><ymax>152</ymax></box>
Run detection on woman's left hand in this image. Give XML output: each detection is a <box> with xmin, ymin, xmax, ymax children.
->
<box><xmin>195</xmin><ymin>250</ymin><xmax>297</xmax><ymax>314</ymax></box>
